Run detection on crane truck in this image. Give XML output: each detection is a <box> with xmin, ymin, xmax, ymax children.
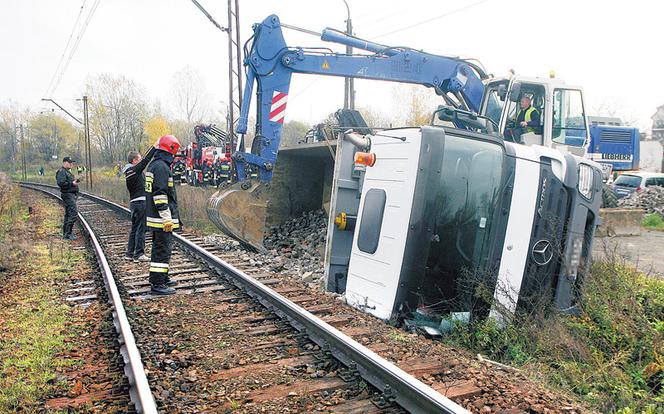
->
<box><xmin>183</xmin><ymin>124</ymin><xmax>231</xmax><ymax>186</ymax></box>
<box><xmin>208</xmin><ymin>15</ymin><xmax>602</xmax><ymax>323</ymax></box>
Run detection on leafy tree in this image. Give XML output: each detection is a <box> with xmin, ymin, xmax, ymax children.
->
<box><xmin>27</xmin><ymin>113</ymin><xmax>79</xmax><ymax>162</ymax></box>
<box><xmin>143</xmin><ymin>116</ymin><xmax>171</xmax><ymax>150</ymax></box>
<box><xmin>391</xmin><ymin>84</ymin><xmax>439</xmax><ymax>126</ymax></box>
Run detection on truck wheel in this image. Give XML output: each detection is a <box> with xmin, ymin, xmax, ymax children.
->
<box><xmin>602</xmin><ymin>183</ymin><xmax>618</xmax><ymax>208</ymax></box>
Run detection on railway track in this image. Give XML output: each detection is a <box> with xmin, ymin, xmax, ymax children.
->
<box><xmin>21</xmin><ymin>182</ymin><xmax>467</xmax><ymax>414</ymax></box>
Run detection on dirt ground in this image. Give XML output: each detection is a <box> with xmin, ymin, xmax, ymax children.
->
<box><xmin>593</xmin><ymin>229</ymin><xmax>664</xmax><ymax>278</ymax></box>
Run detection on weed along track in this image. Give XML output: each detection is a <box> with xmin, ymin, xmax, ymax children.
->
<box><xmin>21</xmin><ymin>182</ymin><xmax>586</xmax><ymax>414</ymax></box>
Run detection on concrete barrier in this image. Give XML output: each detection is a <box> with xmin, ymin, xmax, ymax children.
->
<box><xmin>597</xmin><ymin>208</ymin><xmax>645</xmax><ymax>237</ymax></box>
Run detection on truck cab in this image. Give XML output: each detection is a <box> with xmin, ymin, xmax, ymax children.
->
<box><xmin>480</xmin><ymin>75</ymin><xmax>590</xmax><ymax>157</ymax></box>
<box><xmin>324</xmin><ymin>123</ymin><xmax>602</xmax><ymax>327</ymax></box>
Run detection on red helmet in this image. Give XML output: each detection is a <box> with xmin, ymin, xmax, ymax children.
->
<box><xmin>157</xmin><ymin>135</ymin><xmax>181</xmax><ymax>155</ymax></box>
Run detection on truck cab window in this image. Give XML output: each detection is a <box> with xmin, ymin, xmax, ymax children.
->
<box><xmin>481</xmin><ymin>82</ymin><xmax>508</xmax><ymax>126</ymax></box>
<box><xmin>552</xmin><ymin>89</ymin><xmax>587</xmax><ymax>147</ymax></box>
<box><xmin>504</xmin><ymin>84</ymin><xmax>545</xmax><ymax>140</ymax></box>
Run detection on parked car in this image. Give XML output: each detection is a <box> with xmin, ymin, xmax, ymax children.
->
<box><xmin>611</xmin><ymin>172</ymin><xmax>664</xmax><ymax>199</ymax></box>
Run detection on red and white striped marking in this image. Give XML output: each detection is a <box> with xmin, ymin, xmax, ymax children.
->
<box><xmin>269</xmin><ymin>91</ymin><xmax>288</xmax><ymax>123</ymax></box>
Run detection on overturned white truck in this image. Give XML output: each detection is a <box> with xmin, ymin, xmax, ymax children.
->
<box><xmin>324</xmin><ymin>123</ymin><xmax>602</xmax><ymax>325</ymax></box>
<box><xmin>207</xmin><ymin>14</ymin><xmax>603</xmax><ymax>326</ymax></box>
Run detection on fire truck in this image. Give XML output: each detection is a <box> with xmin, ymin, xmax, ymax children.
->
<box><xmin>183</xmin><ymin>124</ymin><xmax>231</xmax><ymax>186</ymax></box>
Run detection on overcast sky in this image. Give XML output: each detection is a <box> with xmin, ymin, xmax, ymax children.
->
<box><xmin>1</xmin><ymin>0</ymin><xmax>662</xmax><ymax>130</ymax></box>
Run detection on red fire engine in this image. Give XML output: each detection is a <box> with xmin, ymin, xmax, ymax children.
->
<box><xmin>182</xmin><ymin>124</ymin><xmax>232</xmax><ymax>186</ymax></box>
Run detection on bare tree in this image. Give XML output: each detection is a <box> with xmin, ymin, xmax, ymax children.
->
<box><xmin>591</xmin><ymin>100</ymin><xmax>639</xmax><ymax>126</ymax></box>
<box><xmin>169</xmin><ymin>66</ymin><xmax>211</xmax><ymax>124</ymax></box>
<box><xmin>0</xmin><ymin>101</ymin><xmax>30</xmax><ymax>170</ymax></box>
<box><xmin>84</xmin><ymin>74</ymin><xmax>148</xmax><ymax>163</ymax></box>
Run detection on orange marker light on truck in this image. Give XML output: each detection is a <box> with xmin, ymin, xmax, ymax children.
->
<box><xmin>354</xmin><ymin>152</ymin><xmax>376</xmax><ymax>167</ymax></box>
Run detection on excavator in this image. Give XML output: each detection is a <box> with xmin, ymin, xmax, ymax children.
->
<box><xmin>208</xmin><ymin>14</ymin><xmax>490</xmax><ymax>248</ymax></box>
<box><xmin>208</xmin><ymin>15</ymin><xmax>602</xmax><ymax>323</ymax></box>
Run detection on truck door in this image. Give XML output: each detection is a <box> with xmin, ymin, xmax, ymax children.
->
<box><xmin>551</xmin><ymin>88</ymin><xmax>588</xmax><ymax>155</ymax></box>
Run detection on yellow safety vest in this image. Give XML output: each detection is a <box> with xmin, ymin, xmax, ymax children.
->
<box><xmin>516</xmin><ymin>106</ymin><xmax>538</xmax><ymax>133</ymax></box>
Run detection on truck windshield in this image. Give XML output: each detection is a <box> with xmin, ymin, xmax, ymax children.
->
<box><xmin>613</xmin><ymin>174</ymin><xmax>641</xmax><ymax>188</ymax></box>
<box><xmin>421</xmin><ymin>135</ymin><xmax>505</xmax><ymax>312</ymax></box>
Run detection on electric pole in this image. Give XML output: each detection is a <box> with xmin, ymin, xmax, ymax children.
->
<box><xmin>343</xmin><ymin>1</ymin><xmax>355</xmax><ymax>110</ymax></box>
<box><xmin>82</xmin><ymin>96</ymin><xmax>92</xmax><ymax>189</ymax></box>
<box><xmin>227</xmin><ymin>0</ymin><xmax>242</xmax><ymax>153</ymax></box>
<box><xmin>18</xmin><ymin>124</ymin><xmax>27</xmax><ymax>180</ymax></box>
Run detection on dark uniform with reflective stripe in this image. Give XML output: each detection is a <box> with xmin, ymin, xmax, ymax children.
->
<box><xmin>56</xmin><ymin>167</ymin><xmax>79</xmax><ymax>238</ymax></box>
<box><xmin>123</xmin><ymin>147</ymin><xmax>156</xmax><ymax>259</ymax></box>
<box><xmin>172</xmin><ymin>159</ymin><xmax>186</xmax><ymax>183</ymax></box>
<box><xmin>145</xmin><ymin>150</ymin><xmax>181</xmax><ymax>287</ymax></box>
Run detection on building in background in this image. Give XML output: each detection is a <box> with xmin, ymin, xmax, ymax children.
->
<box><xmin>588</xmin><ymin>116</ymin><xmax>622</xmax><ymax>126</ymax></box>
<box><xmin>651</xmin><ymin>105</ymin><xmax>664</xmax><ymax>141</ymax></box>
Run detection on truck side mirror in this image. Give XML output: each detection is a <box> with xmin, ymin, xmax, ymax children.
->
<box><xmin>509</xmin><ymin>82</ymin><xmax>522</xmax><ymax>102</ymax></box>
<box><xmin>435</xmin><ymin>105</ymin><xmax>457</xmax><ymax>123</ymax></box>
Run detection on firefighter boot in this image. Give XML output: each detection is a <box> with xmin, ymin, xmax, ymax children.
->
<box><xmin>151</xmin><ymin>284</ymin><xmax>176</xmax><ymax>295</ymax></box>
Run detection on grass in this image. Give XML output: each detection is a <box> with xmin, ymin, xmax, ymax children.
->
<box><xmin>447</xmin><ymin>260</ymin><xmax>664</xmax><ymax>413</ymax></box>
<box><xmin>643</xmin><ymin>213</ymin><xmax>664</xmax><ymax>231</ymax></box>
<box><xmin>388</xmin><ymin>331</ymin><xmax>413</xmax><ymax>344</ymax></box>
<box><xmin>0</xmin><ymin>183</ymin><xmax>88</xmax><ymax>412</ymax></box>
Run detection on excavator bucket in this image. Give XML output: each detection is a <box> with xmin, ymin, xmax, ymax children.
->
<box><xmin>207</xmin><ymin>180</ymin><xmax>269</xmax><ymax>251</ymax></box>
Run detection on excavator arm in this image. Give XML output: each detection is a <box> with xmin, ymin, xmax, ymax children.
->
<box><xmin>234</xmin><ymin>14</ymin><xmax>487</xmax><ymax>182</ymax></box>
<box><xmin>209</xmin><ymin>14</ymin><xmax>488</xmax><ymax>249</ymax></box>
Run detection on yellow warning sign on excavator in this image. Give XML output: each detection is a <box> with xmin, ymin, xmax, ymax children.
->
<box><xmin>322</xmin><ymin>60</ymin><xmax>330</xmax><ymax>69</ymax></box>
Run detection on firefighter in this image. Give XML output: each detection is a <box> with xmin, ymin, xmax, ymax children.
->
<box><xmin>123</xmin><ymin>146</ymin><xmax>156</xmax><ymax>262</ymax></box>
<box><xmin>217</xmin><ymin>159</ymin><xmax>231</xmax><ymax>185</ymax></box>
<box><xmin>145</xmin><ymin>135</ymin><xmax>181</xmax><ymax>295</ymax></box>
<box><xmin>172</xmin><ymin>157</ymin><xmax>186</xmax><ymax>183</ymax></box>
<box><xmin>56</xmin><ymin>157</ymin><xmax>80</xmax><ymax>240</ymax></box>
<box><xmin>202</xmin><ymin>160</ymin><xmax>213</xmax><ymax>186</ymax></box>
<box><xmin>213</xmin><ymin>158</ymin><xmax>222</xmax><ymax>186</ymax></box>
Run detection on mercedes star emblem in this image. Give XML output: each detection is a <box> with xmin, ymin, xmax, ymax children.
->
<box><xmin>532</xmin><ymin>240</ymin><xmax>553</xmax><ymax>266</ymax></box>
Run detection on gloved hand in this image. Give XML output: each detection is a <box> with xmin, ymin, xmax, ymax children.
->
<box><xmin>163</xmin><ymin>219</ymin><xmax>174</xmax><ymax>232</ymax></box>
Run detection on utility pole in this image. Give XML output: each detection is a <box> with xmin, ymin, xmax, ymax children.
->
<box><xmin>227</xmin><ymin>0</ymin><xmax>243</xmax><ymax>154</ymax></box>
<box><xmin>82</xmin><ymin>96</ymin><xmax>92</xmax><ymax>189</ymax></box>
<box><xmin>343</xmin><ymin>0</ymin><xmax>355</xmax><ymax>110</ymax></box>
<box><xmin>18</xmin><ymin>124</ymin><xmax>27</xmax><ymax>180</ymax></box>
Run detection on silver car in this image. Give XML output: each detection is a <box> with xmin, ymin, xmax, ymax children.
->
<box><xmin>612</xmin><ymin>172</ymin><xmax>664</xmax><ymax>199</ymax></box>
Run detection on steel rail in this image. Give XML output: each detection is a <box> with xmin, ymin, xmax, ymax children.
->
<box><xmin>21</xmin><ymin>182</ymin><xmax>469</xmax><ymax>414</ymax></box>
<box><xmin>20</xmin><ymin>183</ymin><xmax>158</xmax><ymax>414</ymax></box>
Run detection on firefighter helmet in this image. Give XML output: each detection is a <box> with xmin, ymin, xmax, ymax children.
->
<box><xmin>157</xmin><ymin>135</ymin><xmax>181</xmax><ymax>155</ymax></box>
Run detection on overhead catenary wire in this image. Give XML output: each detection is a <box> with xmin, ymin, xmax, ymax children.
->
<box><xmin>45</xmin><ymin>0</ymin><xmax>103</xmax><ymax>97</ymax></box>
<box><xmin>43</xmin><ymin>0</ymin><xmax>87</xmax><ymax>97</ymax></box>
<box><xmin>367</xmin><ymin>0</ymin><xmax>491</xmax><ymax>40</ymax></box>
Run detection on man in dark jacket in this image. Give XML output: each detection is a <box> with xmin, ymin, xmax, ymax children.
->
<box><xmin>56</xmin><ymin>156</ymin><xmax>80</xmax><ymax>240</ymax></box>
<box><xmin>145</xmin><ymin>135</ymin><xmax>182</xmax><ymax>295</ymax></box>
<box><xmin>123</xmin><ymin>146</ymin><xmax>157</xmax><ymax>262</ymax></box>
